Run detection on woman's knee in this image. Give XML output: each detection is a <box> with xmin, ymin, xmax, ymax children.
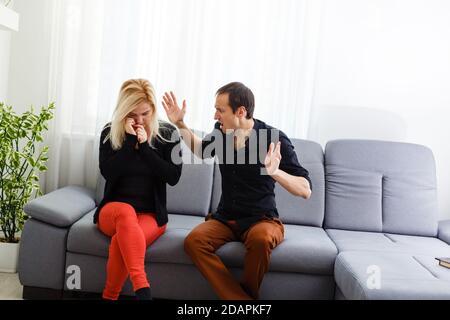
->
<box><xmin>112</xmin><ymin>202</ymin><xmax>137</xmax><ymax>219</ymax></box>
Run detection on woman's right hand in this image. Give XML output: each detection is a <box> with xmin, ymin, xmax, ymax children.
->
<box><xmin>125</xmin><ymin>118</ymin><xmax>137</xmax><ymax>135</ymax></box>
<box><xmin>162</xmin><ymin>91</ymin><xmax>186</xmax><ymax>127</ymax></box>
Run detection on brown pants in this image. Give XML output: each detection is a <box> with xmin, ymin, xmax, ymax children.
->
<box><xmin>184</xmin><ymin>218</ymin><xmax>284</xmax><ymax>300</ymax></box>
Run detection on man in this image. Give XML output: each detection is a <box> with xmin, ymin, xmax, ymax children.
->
<box><xmin>162</xmin><ymin>82</ymin><xmax>311</xmax><ymax>300</ymax></box>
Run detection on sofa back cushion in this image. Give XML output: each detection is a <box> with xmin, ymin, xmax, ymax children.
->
<box><xmin>275</xmin><ymin>139</ymin><xmax>325</xmax><ymax>226</ymax></box>
<box><xmin>95</xmin><ymin>135</ymin><xmax>214</xmax><ymax>217</ymax></box>
<box><xmin>210</xmin><ymin>164</ymin><xmax>221</xmax><ymax>215</ymax></box>
<box><xmin>94</xmin><ymin>135</ymin><xmax>103</xmax><ymax>206</ymax></box>
<box><xmin>324</xmin><ymin>139</ymin><xmax>438</xmax><ymax>237</ymax></box>
<box><xmin>166</xmin><ymin>140</ymin><xmax>214</xmax><ymax>217</ymax></box>
<box><xmin>95</xmin><ymin>175</ymin><xmax>105</xmax><ymax>206</ymax></box>
<box><xmin>210</xmin><ymin>139</ymin><xmax>325</xmax><ymax>227</ymax></box>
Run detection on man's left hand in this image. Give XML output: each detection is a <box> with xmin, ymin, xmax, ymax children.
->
<box><xmin>264</xmin><ymin>142</ymin><xmax>282</xmax><ymax>176</ymax></box>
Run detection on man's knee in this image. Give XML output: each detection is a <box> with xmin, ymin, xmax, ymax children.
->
<box><xmin>184</xmin><ymin>229</ymin><xmax>206</xmax><ymax>255</ymax></box>
<box><xmin>246</xmin><ymin>233</ymin><xmax>274</xmax><ymax>252</ymax></box>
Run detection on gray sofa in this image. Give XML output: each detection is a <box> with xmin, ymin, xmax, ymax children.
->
<box><xmin>18</xmin><ymin>139</ymin><xmax>450</xmax><ymax>299</ymax></box>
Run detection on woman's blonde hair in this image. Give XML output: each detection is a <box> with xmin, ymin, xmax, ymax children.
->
<box><xmin>106</xmin><ymin>79</ymin><xmax>170</xmax><ymax>150</ymax></box>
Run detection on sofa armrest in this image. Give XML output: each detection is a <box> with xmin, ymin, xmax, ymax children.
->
<box><xmin>24</xmin><ymin>185</ymin><xmax>96</xmax><ymax>228</ymax></box>
<box><xmin>438</xmin><ymin>219</ymin><xmax>450</xmax><ymax>245</ymax></box>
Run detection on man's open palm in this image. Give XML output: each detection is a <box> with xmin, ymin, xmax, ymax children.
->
<box><xmin>265</xmin><ymin>142</ymin><xmax>282</xmax><ymax>175</ymax></box>
<box><xmin>162</xmin><ymin>91</ymin><xmax>186</xmax><ymax>125</ymax></box>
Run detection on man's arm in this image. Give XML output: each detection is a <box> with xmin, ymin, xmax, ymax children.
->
<box><xmin>162</xmin><ymin>91</ymin><xmax>203</xmax><ymax>159</ymax></box>
<box><xmin>175</xmin><ymin>121</ymin><xmax>204</xmax><ymax>159</ymax></box>
<box><xmin>272</xmin><ymin>170</ymin><xmax>311</xmax><ymax>199</ymax></box>
<box><xmin>265</xmin><ymin>142</ymin><xmax>312</xmax><ymax>199</ymax></box>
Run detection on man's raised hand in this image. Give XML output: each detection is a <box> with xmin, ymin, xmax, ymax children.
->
<box><xmin>264</xmin><ymin>142</ymin><xmax>282</xmax><ymax>176</ymax></box>
<box><xmin>162</xmin><ymin>91</ymin><xmax>186</xmax><ymax>127</ymax></box>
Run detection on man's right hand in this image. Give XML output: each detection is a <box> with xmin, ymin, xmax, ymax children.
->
<box><xmin>125</xmin><ymin>118</ymin><xmax>137</xmax><ymax>135</ymax></box>
<box><xmin>162</xmin><ymin>91</ymin><xmax>203</xmax><ymax>159</ymax></box>
<box><xmin>162</xmin><ymin>91</ymin><xmax>187</xmax><ymax>128</ymax></box>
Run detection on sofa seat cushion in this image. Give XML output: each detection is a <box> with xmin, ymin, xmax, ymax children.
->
<box><xmin>326</xmin><ymin>229</ymin><xmax>450</xmax><ymax>257</ymax></box>
<box><xmin>154</xmin><ymin>222</ymin><xmax>338</xmax><ymax>275</ymax></box>
<box><xmin>215</xmin><ymin>224</ymin><xmax>338</xmax><ymax>275</ymax></box>
<box><xmin>67</xmin><ymin>213</ymin><xmax>338</xmax><ymax>275</ymax></box>
<box><xmin>335</xmin><ymin>251</ymin><xmax>450</xmax><ymax>299</ymax></box>
<box><xmin>67</xmin><ymin>209</ymin><xmax>111</xmax><ymax>257</ymax></box>
<box><xmin>67</xmin><ymin>211</ymin><xmax>205</xmax><ymax>259</ymax></box>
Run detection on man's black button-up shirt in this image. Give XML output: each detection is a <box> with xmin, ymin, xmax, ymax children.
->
<box><xmin>201</xmin><ymin>119</ymin><xmax>311</xmax><ymax>233</ymax></box>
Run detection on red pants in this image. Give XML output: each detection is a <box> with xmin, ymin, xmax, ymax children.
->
<box><xmin>97</xmin><ymin>202</ymin><xmax>166</xmax><ymax>300</ymax></box>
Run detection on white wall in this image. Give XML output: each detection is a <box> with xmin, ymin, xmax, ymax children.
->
<box><xmin>309</xmin><ymin>0</ymin><xmax>450</xmax><ymax>220</ymax></box>
<box><xmin>7</xmin><ymin>0</ymin><xmax>52</xmax><ymax>114</ymax></box>
<box><xmin>6</xmin><ymin>0</ymin><xmax>450</xmax><ymax>220</ymax></box>
<box><xmin>0</xmin><ymin>2</ymin><xmax>13</xmax><ymax>102</ymax></box>
<box><xmin>0</xmin><ymin>31</ymin><xmax>11</xmax><ymax>101</ymax></box>
<box><xmin>6</xmin><ymin>0</ymin><xmax>53</xmax><ymax>192</ymax></box>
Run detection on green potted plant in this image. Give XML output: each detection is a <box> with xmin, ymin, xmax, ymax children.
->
<box><xmin>0</xmin><ymin>102</ymin><xmax>55</xmax><ymax>272</ymax></box>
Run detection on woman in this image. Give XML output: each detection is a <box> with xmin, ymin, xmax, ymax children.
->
<box><xmin>94</xmin><ymin>79</ymin><xmax>182</xmax><ymax>300</ymax></box>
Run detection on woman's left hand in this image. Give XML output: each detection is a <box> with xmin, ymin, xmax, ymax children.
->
<box><xmin>135</xmin><ymin>125</ymin><xmax>148</xmax><ymax>144</ymax></box>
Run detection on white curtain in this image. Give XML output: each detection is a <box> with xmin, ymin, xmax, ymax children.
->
<box><xmin>43</xmin><ymin>0</ymin><xmax>323</xmax><ymax>193</ymax></box>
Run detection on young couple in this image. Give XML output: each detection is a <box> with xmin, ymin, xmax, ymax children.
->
<box><xmin>95</xmin><ymin>79</ymin><xmax>312</xmax><ymax>300</ymax></box>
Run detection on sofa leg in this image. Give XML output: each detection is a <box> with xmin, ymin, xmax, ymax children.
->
<box><xmin>22</xmin><ymin>286</ymin><xmax>63</xmax><ymax>300</ymax></box>
<box><xmin>63</xmin><ymin>290</ymin><xmax>102</xmax><ymax>300</ymax></box>
<box><xmin>62</xmin><ymin>290</ymin><xmax>136</xmax><ymax>300</ymax></box>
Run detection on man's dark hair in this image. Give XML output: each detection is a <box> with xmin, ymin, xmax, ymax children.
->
<box><xmin>216</xmin><ymin>82</ymin><xmax>255</xmax><ymax>119</ymax></box>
